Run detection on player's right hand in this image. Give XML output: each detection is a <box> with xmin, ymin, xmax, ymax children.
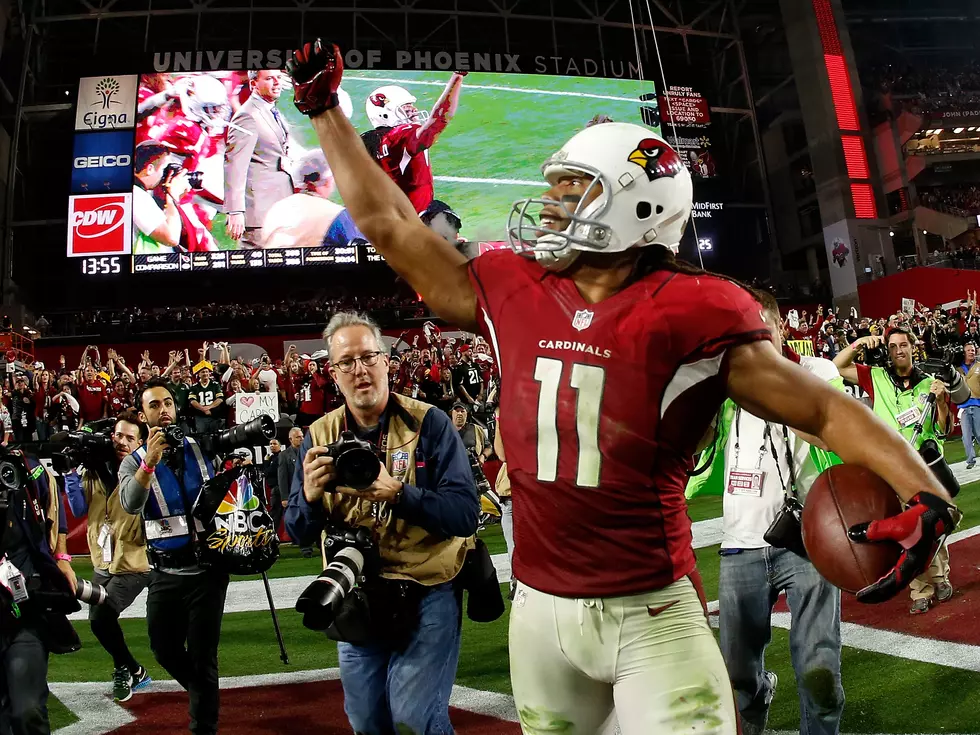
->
<box><xmin>227</xmin><ymin>212</ymin><xmax>246</xmax><ymax>241</ymax></box>
<box><xmin>144</xmin><ymin>427</ymin><xmax>168</xmax><ymax>469</ymax></box>
<box><xmin>286</xmin><ymin>39</ymin><xmax>343</xmax><ymax>117</ymax></box>
<box><xmin>165</xmin><ymin>169</ymin><xmax>191</xmax><ymax>200</ymax></box>
<box><xmin>847</xmin><ymin>491</ymin><xmax>960</xmax><ymax>604</ymax></box>
<box><xmin>303</xmin><ymin>445</ymin><xmax>337</xmax><ymax>504</ymax></box>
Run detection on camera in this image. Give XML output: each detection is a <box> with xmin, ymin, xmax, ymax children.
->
<box><xmin>162</xmin><ymin>415</ymin><xmax>276</xmax><ymax>456</ymax></box>
<box><xmin>763</xmin><ymin>497</ymin><xmax>807</xmax><ymax>558</ymax></box>
<box><xmin>47</xmin><ymin>428</ymin><xmax>115</xmax><ymax>474</ymax></box>
<box><xmin>295</xmin><ymin>527</ymin><xmax>378</xmax><ymax>631</ymax></box>
<box><xmin>76</xmin><ymin>579</ymin><xmax>107</xmax><ymax>606</ymax></box>
<box><xmin>162</xmin><ymin>163</ymin><xmax>203</xmax><ymax>191</ymax></box>
<box><xmin>325</xmin><ymin>431</ymin><xmax>382</xmax><ymax>491</ymax></box>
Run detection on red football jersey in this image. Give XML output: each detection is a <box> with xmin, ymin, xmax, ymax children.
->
<box><xmin>469</xmin><ymin>250</ymin><xmax>771</xmax><ymax>597</ymax></box>
<box><xmin>107</xmin><ymin>392</ymin><xmax>131</xmax><ymax>417</ymax></box>
<box><xmin>77</xmin><ymin>380</ymin><xmax>107</xmax><ymax>422</ymax></box>
<box><xmin>374</xmin><ymin>124</ymin><xmax>435</xmax><ymax>213</ymax></box>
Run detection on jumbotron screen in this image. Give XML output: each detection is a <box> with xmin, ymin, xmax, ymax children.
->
<box><xmin>83</xmin><ymin>69</ymin><xmax>660</xmax><ymax>274</ymax></box>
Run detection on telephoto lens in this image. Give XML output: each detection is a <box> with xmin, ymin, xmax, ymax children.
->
<box><xmin>76</xmin><ymin>579</ymin><xmax>108</xmax><ymax>606</ymax></box>
<box><xmin>295</xmin><ymin>547</ymin><xmax>365</xmax><ymax>631</ymax></box>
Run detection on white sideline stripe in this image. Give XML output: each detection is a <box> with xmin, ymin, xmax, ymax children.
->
<box><xmin>434</xmin><ymin>174</ymin><xmax>541</xmax><ymax>186</ymax></box>
<box><xmin>345</xmin><ymin>74</ymin><xmax>643</xmax><ymax>103</ymax></box>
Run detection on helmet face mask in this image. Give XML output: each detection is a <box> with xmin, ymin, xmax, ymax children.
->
<box><xmin>366</xmin><ymin>86</ymin><xmax>430</xmax><ymax>128</ymax></box>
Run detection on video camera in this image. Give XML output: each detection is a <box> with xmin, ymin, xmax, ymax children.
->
<box><xmin>161</xmin><ymin>415</ymin><xmax>276</xmax><ymax>458</ymax></box>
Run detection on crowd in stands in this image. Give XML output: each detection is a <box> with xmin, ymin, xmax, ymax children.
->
<box><xmin>865</xmin><ymin>61</ymin><xmax>980</xmax><ymax>115</ymax></box>
<box><xmin>0</xmin><ymin>324</ymin><xmax>497</xmax><ymax>445</ymax></box>
<box><xmin>36</xmin><ymin>293</ymin><xmax>429</xmax><ymax>338</ymax></box>
<box><xmin>783</xmin><ymin>292</ymin><xmax>980</xmax><ymax>367</ymax></box>
<box><xmin>919</xmin><ymin>185</ymin><xmax>980</xmax><ymax>217</ymax></box>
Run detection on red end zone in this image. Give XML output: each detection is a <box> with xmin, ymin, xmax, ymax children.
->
<box><xmin>115</xmin><ymin>679</ymin><xmax>521</xmax><ymax>734</ymax></box>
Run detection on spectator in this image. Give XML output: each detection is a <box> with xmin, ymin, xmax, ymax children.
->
<box><xmin>10</xmin><ymin>374</ymin><xmax>36</xmax><ymax>442</ymax></box>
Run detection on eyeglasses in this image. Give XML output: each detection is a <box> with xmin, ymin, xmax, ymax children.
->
<box><xmin>332</xmin><ymin>351</ymin><xmax>383</xmax><ymax>373</ymax></box>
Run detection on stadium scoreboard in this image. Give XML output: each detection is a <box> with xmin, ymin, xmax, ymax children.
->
<box><xmin>69</xmin><ymin>66</ymin><xmax>676</xmax><ymax>277</ymax></box>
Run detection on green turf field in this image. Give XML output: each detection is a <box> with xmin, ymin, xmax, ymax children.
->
<box><xmin>47</xmin><ymin>441</ymin><xmax>980</xmax><ymax>733</ymax></box>
<box><xmin>205</xmin><ymin>71</ymin><xmax>660</xmax><ymax>251</ymax></box>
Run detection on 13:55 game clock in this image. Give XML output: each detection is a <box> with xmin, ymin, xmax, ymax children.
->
<box><xmin>81</xmin><ymin>256</ymin><xmax>122</xmax><ymax>275</ymax></box>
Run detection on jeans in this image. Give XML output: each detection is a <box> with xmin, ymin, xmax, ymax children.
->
<box><xmin>193</xmin><ymin>417</ymin><xmax>223</xmax><ymax>435</ymax></box>
<box><xmin>35</xmin><ymin>424</ymin><xmax>52</xmax><ymax>442</ymax></box>
<box><xmin>961</xmin><ymin>406</ymin><xmax>980</xmax><ymax>464</ymax></box>
<box><xmin>146</xmin><ymin>569</ymin><xmax>229</xmax><ymax>735</ymax></box>
<box><xmin>338</xmin><ymin>581</ymin><xmax>462</xmax><ymax>735</ymax></box>
<box><xmin>719</xmin><ymin>547</ymin><xmax>843</xmax><ymax>735</ymax></box>
<box><xmin>0</xmin><ymin>625</ymin><xmax>49</xmax><ymax>735</ymax></box>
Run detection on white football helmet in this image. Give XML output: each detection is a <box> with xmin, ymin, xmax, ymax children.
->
<box><xmin>507</xmin><ymin>122</ymin><xmax>693</xmax><ymax>271</ymax></box>
<box><xmin>175</xmin><ymin>74</ymin><xmax>230</xmax><ymax>131</ymax></box>
<box><xmin>365</xmin><ymin>85</ymin><xmax>429</xmax><ymax>128</ymax></box>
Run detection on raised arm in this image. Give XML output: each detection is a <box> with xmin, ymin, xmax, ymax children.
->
<box><xmin>286</xmin><ymin>40</ymin><xmax>478</xmax><ymax>332</ymax></box>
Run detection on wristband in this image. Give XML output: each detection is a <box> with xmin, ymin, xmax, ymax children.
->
<box><xmin>140</xmin><ymin>460</ymin><xmax>156</xmax><ymax>474</ymax></box>
<box><xmin>55</xmin><ymin>553</ymin><xmax>72</xmax><ymax>563</ymax></box>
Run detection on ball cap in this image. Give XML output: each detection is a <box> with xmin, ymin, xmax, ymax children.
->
<box><xmin>421</xmin><ymin>200</ymin><xmax>462</xmax><ymax>229</ymax></box>
<box><xmin>451</xmin><ymin>399</ymin><xmax>468</xmax><ymax>411</ymax></box>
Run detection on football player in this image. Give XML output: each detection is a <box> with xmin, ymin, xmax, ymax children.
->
<box><xmin>360</xmin><ymin>74</ymin><xmax>466</xmax><ymax>213</ymax></box>
<box><xmin>286</xmin><ymin>41</ymin><xmax>959</xmax><ymax>733</ymax></box>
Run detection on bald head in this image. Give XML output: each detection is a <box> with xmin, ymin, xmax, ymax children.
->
<box><xmin>289</xmin><ymin>427</ymin><xmax>304</xmax><ymax>448</ymax></box>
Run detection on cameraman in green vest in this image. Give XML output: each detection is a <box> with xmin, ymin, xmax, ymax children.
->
<box><xmin>835</xmin><ymin>327</ymin><xmax>953</xmax><ymax>615</ymax></box>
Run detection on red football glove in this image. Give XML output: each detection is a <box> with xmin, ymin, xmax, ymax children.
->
<box><xmin>285</xmin><ymin>39</ymin><xmax>343</xmax><ymax>117</ymax></box>
<box><xmin>847</xmin><ymin>491</ymin><xmax>959</xmax><ymax>604</ymax></box>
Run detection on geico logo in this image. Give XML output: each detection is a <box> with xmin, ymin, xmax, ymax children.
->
<box><xmin>70</xmin><ymin>203</ymin><xmax>125</xmax><ymax>238</ymax></box>
<box><xmin>82</xmin><ymin>111</ymin><xmax>130</xmax><ymax>128</ymax></box>
<box><xmin>73</xmin><ymin>155</ymin><xmax>132</xmax><ymax>169</ymax></box>
<box><xmin>213</xmin><ymin>510</ymin><xmax>267</xmax><ymax>534</ymax></box>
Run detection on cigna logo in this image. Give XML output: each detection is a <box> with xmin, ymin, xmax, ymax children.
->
<box><xmin>76</xmin><ymin>75</ymin><xmax>137</xmax><ymax>131</ymax></box>
<box><xmin>67</xmin><ymin>193</ymin><xmax>132</xmax><ymax>257</ymax></box>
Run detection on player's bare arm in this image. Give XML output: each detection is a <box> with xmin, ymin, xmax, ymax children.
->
<box><xmin>411</xmin><ymin>72</ymin><xmax>466</xmax><ymax>151</ymax></box>
<box><xmin>287</xmin><ymin>40</ymin><xmax>478</xmax><ymax>332</ymax></box>
<box><xmin>832</xmin><ymin>334</ymin><xmax>882</xmax><ymax>384</ymax></box>
<box><xmin>726</xmin><ymin>339</ymin><xmax>951</xmax><ymax>505</ymax></box>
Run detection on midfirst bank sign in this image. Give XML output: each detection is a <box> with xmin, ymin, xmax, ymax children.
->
<box><xmin>152</xmin><ymin>48</ymin><xmax>643</xmax><ymax>79</ymax></box>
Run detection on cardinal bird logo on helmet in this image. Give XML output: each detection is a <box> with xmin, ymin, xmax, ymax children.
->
<box><xmin>368</xmin><ymin>92</ymin><xmax>389</xmax><ymax>108</ymax></box>
<box><xmin>627</xmin><ymin>138</ymin><xmax>684</xmax><ymax>182</ymax></box>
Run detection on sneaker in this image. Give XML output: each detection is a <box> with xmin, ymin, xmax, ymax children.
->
<box><xmin>937</xmin><ymin>582</ymin><xmax>954</xmax><ymax>603</ymax></box>
<box><xmin>909</xmin><ymin>597</ymin><xmax>933</xmax><ymax>615</ymax></box>
<box><xmin>130</xmin><ymin>665</ymin><xmax>152</xmax><ymax>692</ymax></box>
<box><xmin>968</xmin><ymin>461</ymin><xmax>976</xmax><ymax>470</ymax></box>
<box><xmin>763</xmin><ymin>670</ymin><xmax>778</xmax><ymax>706</ymax></box>
<box><xmin>508</xmin><ymin>580</ymin><xmax>517</xmax><ymax>601</ymax></box>
<box><xmin>112</xmin><ymin>666</ymin><xmax>133</xmax><ymax>703</ymax></box>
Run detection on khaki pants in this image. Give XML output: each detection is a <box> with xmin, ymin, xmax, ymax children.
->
<box><xmin>509</xmin><ymin>577</ymin><xmax>738</xmax><ymax>734</ymax></box>
<box><xmin>909</xmin><ymin>542</ymin><xmax>950</xmax><ymax>601</ymax></box>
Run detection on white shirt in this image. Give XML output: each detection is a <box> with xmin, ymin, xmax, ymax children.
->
<box><xmin>256</xmin><ymin>368</ymin><xmax>278</xmax><ymax>393</ymax></box>
<box><xmin>132</xmin><ymin>184</ymin><xmax>165</xmax><ymax>236</ymax></box>
<box><xmin>721</xmin><ymin>355</ymin><xmax>840</xmax><ymax>549</ymax></box>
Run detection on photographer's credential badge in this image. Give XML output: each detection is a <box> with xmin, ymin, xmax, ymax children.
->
<box><xmin>728</xmin><ymin>470</ymin><xmax>765</xmax><ymax>497</ymax></box>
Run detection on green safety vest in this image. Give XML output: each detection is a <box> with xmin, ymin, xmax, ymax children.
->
<box><xmin>869</xmin><ymin>366</ymin><xmax>943</xmax><ymax>450</ymax></box>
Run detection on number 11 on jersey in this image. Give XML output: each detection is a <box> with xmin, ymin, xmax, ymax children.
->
<box><xmin>534</xmin><ymin>357</ymin><xmax>606</xmax><ymax>488</ymax></box>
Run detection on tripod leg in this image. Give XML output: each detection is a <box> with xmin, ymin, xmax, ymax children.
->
<box><xmin>262</xmin><ymin>571</ymin><xmax>289</xmax><ymax>665</ymax></box>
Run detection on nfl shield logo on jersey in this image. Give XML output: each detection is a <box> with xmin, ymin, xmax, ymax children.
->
<box><xmin>572</xmin><ymin>309</ymin><xmax>595</xmax><ymax>331</ymax></box>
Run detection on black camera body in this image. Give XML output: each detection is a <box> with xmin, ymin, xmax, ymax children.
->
<box><xmin>162</xmin><ymin>415</ymin><xmax>276</xmax><ymax>457</ymax></box>
<box><xmin>162</xmin><ymin>162</ymin><xmax>204</xmax><ymax>191</ymax></box>
<box><xmin>326</xmin><ymin>431</ymin><xmax>383</xmax><ymax>491</ymax></box>
<box><xmin>295</xmin><ymin>526</ymin><xmax>380</xmax><ymax>632</ymax></box>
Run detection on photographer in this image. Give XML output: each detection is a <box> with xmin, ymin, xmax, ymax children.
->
<box><xmin>132</xmin><ymin>140</ymin><xmax>189</xmax><ymax>252</ymax></box>
<box><xmin>0</xmin><ymin>450</ymin><xmax>76</xmax><ymax>735</ymax></box>
<box><xmin>285</xmin><ymin>312</ymin><xmax>478</xmax><ymax>734</ymax></box>
<box><xmin>62</xmin><ymin>410</ymin><xmax>152</xmax><ymax>703</ymax></box>
<box><xmin>449</xmin><ymin>400</ymin><xmax>492</xmax><ymax>466</ymax></box>
<box><xmin>689</xmin><ymin>293</ymin><xmax>844</xmax><ymax>735</ymax></box>
<box><xmin>835</xmin><ymin>328</ymin><xmax>953</xmax><ymax>614</ymax></box>
<box><xmin>119</xmin><ymin>378</ymin><xmax>226</xmax><ymax>735</ymax></box>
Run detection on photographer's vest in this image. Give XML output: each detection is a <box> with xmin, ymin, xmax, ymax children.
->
<box><xmin>133</xmin><ymin>438</ymin><xmax>214</xmax><ymax>554</ymax></box>
<box><xmin>309</xmin><ymin>395</ymin><xmax>469</xmax><ymax>586</ymax></box>
<box><xmin>82</xmin><ymin>471</ymin><xmax>149</xmax><ymax>575</ymax></box>
<box><xmin>869</xmin><ymin>366</ymin><xmax>941</xmax><ymax>450</ymax></box>
<box><xmin>458</xmin><ymin>422</ymin><xmax>484</xmax><ymax>456</ymax></box>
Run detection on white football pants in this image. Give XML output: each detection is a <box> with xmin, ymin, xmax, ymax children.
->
<box><xmin>509</xmin><ymin>576</ymin><xmax>738</xmax><ymax>735</ymax></box>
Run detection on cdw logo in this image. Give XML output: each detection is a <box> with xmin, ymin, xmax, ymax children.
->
<box><xmin>67</xmin><ymin>193</ymin><xmax>133</xmax><ymax>257</ymax></box>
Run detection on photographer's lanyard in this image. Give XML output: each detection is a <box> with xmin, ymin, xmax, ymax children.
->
<box><xmin>730</xmin><ymin>410</ymin><xmax>796</xmax><ymax>498</ymax></box>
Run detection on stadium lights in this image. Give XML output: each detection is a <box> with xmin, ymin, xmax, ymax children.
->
<box><xmin>954</xmin><ymin>128</ymin><xmax>965</xmax><ymax>134</ymax></box>
<box><xmin>889</xmin><ymin>230</ymin><xmax>895</xmax><ymax>236</ymax></box>
<box><xmin>923</xmin><ymin>230</ymin><xmax>928</xmax><ymax>235</ymax></box>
